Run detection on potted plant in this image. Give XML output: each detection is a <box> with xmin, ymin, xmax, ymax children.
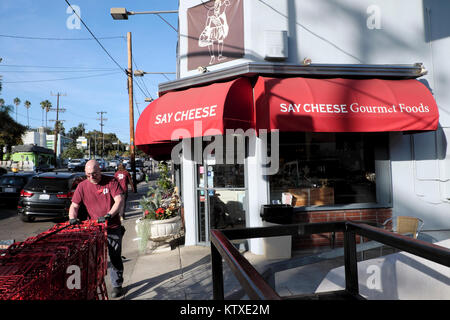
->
<box><xmin>135</xmin><ymin>162</ymin><xmax>182</xmax><ymax>253</ymax></box>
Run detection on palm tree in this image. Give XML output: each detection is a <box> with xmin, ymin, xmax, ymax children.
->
<box><xmin>40</xmin><ymin>101</ymin><xmax>45</xmax><ymax>126</ymax></box>
<box><xmin>24</xmin><ymin>100</ymin><xmax>31</xmax><ymax>127</ymax></box>
<box><xmin>13</xmin><ymin>97</ymin><xmax>20</xmax><ymax>122</ymax></box>
<box><xmin>40</xmin><ymin>100</ymin><xmax>52</xmax><ymax>128</ymax></box>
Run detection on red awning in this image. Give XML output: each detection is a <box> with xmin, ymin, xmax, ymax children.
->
<box><xmin>136</xmin><ymin>77</ymin><xmax>254</xmax><ymax>156</ymax></box>
<box><xmin>254</xmin><ymin>77</ymin><xmax>439</xmax><ymax>132</ymax></box>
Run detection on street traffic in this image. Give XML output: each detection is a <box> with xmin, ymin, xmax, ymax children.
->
<box><xmin>0</xmin><ymin>159</ymin><xmax>152</xmax><ymax>244</ymax></box>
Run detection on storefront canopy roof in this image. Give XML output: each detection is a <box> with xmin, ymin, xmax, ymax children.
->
<box><xmin>254</xmin><ymin>77</ymin><xmax>439</xmax><ymax>132</ymax></box>
<box><xmin>135</xmin><ymin>77</ymin><xmax>254</xmax><ymax>157</ymax></box>
<box><xmin>136</xmin><ymin>75</ymin><xmax>439</xmax><ymax>158</ymax></box>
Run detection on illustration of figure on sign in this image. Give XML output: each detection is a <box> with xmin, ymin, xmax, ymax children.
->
<box><xmin>198</xmin><ymin>0</ymin><xmax>231</xmax><ymax>65</ymax></box>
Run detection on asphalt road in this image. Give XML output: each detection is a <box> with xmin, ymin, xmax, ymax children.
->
<box><xmin>0</xmin><ymin>203</ymin><xmax>62</xmax><ymax>243</ymax></box>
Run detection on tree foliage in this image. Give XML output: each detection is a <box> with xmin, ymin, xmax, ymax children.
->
<box><xmin>67</xmin><ymin>123</ymin><xmax>86</xmax><ymax>141</ymax></box>
<box><xmin>61</xmin><ymin>141</ymin><xmax>84</xmax><ymax>159</ymax></box>
<box><xmin>40</xmin><ymin>100</ymin><xmax>52</xmax><ymax>128</ymax></box>
<box><xmin>0</xmin><ymin>80</ymin><xmax>27</xmax><ymax>160</ymax></box>
<box><xmin>0</xmin><ymin>105</ymin><xmax>27</xmax><ymax>160</ymax></box>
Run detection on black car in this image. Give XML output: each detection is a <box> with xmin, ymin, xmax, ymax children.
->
<box><xmin>0</xmin><ymin>172</ymin><xmax>36</xmax><ymax>207</ymax></box>
<box><xmin>17</xmin><ymin>172</ymin><xmax>88</xmax><ymax>222</ymax></box>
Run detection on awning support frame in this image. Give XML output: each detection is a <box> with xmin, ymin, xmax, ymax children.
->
<box><xmin>159</xmin><ymin>62</ymin><xmax>427</xmax><ymax>94</ymax></box>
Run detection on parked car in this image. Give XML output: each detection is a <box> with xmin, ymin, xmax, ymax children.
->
<box><xmin>0</xmin><ymin>172</ymin><xmax>36</xmax><ymax>207</ymax></box>
<box><xmin>17</xmin><ymin>172</ymin><xmax>88</xmax><ymax>222</ymax></box>
<box><xmin>135</xmin><ymin>159</ymin><xmax>144</xmax><ymax>168</ymax></box>
<box><xmin>67</xmin><ymin>158</ymin><xmax>86</xmax><ymax>172</ymax></box>
<box><xmin>96</xmin><ymin>159</ymin><xmax>107</xmax><ymax>171</ymax></box>
<box><xmin>35</xmin><ymin>162</ymin><xmax>55</xmax><ymax>172</ymax></box>
<box><xmin>126</xmin><ymin>166</ymin><xmax>145</xmax><ymax>183</ymax></box>
<box><xmin>107</xmin><ymin>160</ymin><xmax>119</xmax><ymax>171</ymax></box>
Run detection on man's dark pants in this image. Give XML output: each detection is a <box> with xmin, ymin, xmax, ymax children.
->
<box><xmin>123</xmin><ymin>192</ymin><xmax>128</xmax><ymax>219</ymax></box>
<box><xmin>107</xmin><ymin>227</ymin><xmax>124</xmax><ymax>288</ymax></box>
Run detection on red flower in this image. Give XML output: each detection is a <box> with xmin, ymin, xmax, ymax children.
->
<box><xmin>144</xmin><ymin>210</ymin><xmax>149</xmax><ymax>216</ymax></box>
<box><xmin>156</xmin><ymin>208</ymin><xmax>165</xmax><ymax>214</ymax></box>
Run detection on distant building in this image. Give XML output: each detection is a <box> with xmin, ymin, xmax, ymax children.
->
<box><xmin>46</xmin><ymin>134</ymin><xmax>73</xmax><ymax>157</ymax></box>
<box><xmin>21</xmin><ymin>128</ymin><xmax>72</xmax><ymax>158</ymax></box>
<box><xmin>21</xmin><ymin>127</ymin><xmax>47</xmax><ymax>148</ymax></box>
<box><xmin>76</xmin><ymin>136</ymin><xmax>88</xmax><ymax>150</ymax></box>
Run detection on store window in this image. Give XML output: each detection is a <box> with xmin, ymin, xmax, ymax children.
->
<box><xmin>269</xmin><ymin>132</ymin><xmax>391</xmax><ymax>207</ymax></box>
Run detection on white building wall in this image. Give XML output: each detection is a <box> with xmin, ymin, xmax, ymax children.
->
<box><xmin>245</xmin><ymin>134</ymin><xmax>269</xmax><ymax>255</ymax></box>
<box><xmin>22</xmin><ymin>131</ymin><xmax>44</xmax><ymax>147</ymax></box>
<box><xmin>46</xmin><ymin>134</ymin><xmax>73</xmax><ymax>157</ymax></box>
<box><xmin>181</xmin><ymin>139</ymin><xmax>197</xmax><ymax>246</ymax></box>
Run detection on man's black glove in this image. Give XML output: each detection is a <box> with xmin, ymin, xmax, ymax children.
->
<box><xmin>97</xmin><ymin>213</ymin><xmax>112</xmax><ymax>223</ymax></box>
<box><xmin>69</xmin><ymin>218</ymin><xmax>81</xmax><ymax>225</ymax></box>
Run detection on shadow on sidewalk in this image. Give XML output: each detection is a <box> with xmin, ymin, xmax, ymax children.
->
<box><xmin>124</xmin><ymin>254</ymin><xmax>211</xmax><ymax>300</ymax></box>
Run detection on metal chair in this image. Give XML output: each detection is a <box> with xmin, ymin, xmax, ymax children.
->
<box><xmin>382</xmin><ymin>216</ymin><xmax>424</xmax><ymax>239</ymax></box>
<box><xmin>377</xmin><ymin>216</ymin><xmax>424</xmax><ymax>257</ymax></box>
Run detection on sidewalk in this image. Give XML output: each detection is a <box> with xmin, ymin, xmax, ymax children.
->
<box><xmin>104</xmin><ymin>181</ymin><xmax>345</xmax><ymax>300</ymax></box>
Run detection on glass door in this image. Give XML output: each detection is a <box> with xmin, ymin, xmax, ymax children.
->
<box><xmin>196</xmin><ymin>150</ymin><xmax>247</xmax><ymax>244</ymax></box>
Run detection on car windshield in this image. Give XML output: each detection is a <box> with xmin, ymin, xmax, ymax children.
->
<box><xmin>25</xmin><ymin>177</ymin><xmax>70</xmax><ymax>192</ymax></box>
<box><xmin>0</xmin><ymin>176</ymin><xmax>25</xmax><ymax>186</ymax></box>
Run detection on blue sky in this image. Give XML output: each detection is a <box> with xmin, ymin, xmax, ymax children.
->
<box><xmin>0</xmin><ymin>0</ymin><xmax>179</xmax><ymax>144</ymax></box>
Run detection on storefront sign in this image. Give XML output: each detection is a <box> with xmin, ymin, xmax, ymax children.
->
<box><xmin>187</xmin><ymin>0</ymin><xmax>244</xmax><ymax>70</ymax></box>
<box><xmin>255</xmin><ymin>77</ymin><xmax>439</xmax><ymax>133</ymax></box>
<box><xmin>136</xmin><ymin>77</ymin><xmax>253</xmax><ymax>147</ymax></box>
<box><xmin>154</xmin><ymin>105</ymin><xmax>218</xmax><ymax>124</ymax></box>
<box><xmin>280</xmin><ymin>103</ymin><xmax>431</xmax><ymax>114</ymax></box>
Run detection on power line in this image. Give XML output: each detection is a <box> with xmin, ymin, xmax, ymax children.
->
<box><xmin>132</xmin><ymin>57</ymin><xmax>153</xmax><ymax>98</ymax></box>
<box><xmin>161</xmin><ymin>73</ymin><xmax>171</xmax><ymax>81</ymax></box>
<box><xmin>0</xmin><ymin>34</ymin><xmax>126</xmax><ymax>41</ymax></box>
<box><xmin>0</xmin><ymin>64</ymin><xmax>118</xmax><ymax>70</ymax></box>
<box><xmin>2</xmin><ymin>71</ymin><xmax>122</xmax><ymax>83</ymax></box>
<box><xmin>64</xmin><ymin>0</ymin><xmax>127</xmax><ymax>74</ymax></box>
<box><xmin>134</xmin><ymin>74</ymin><xmax>151</xmax><ymax>98</ymax></box>
<box><xmin>133</xmin><ymin>96</ymin><xmax>141</xmax><ymax>117</ymax></box>
<box><xmin>132</xmin><ymin>58</ymin><xmax>149</xmax><ymax>94</ymax></box>
<box><xmin>1</xmin><ymin>69</ymin><xmax>118</xmax><ymax>73</ymax></box>
<box><xmin>155</xmin><ymin>14</ymin><xmax>178</xmax><ymax>32</ymax></box>
<box><xmin>133</xmin><ymin>78</ymin><xmax>153</xmax><ymax>100</ymax></box>
<box><xmin>66</xmin><ymin>110</ymin><xmax>97</xmax><ymax>121</ymax></box>
<box><xmin>14</xmin><ymin>111</ymin><xmax>42</xmax><ymax>122</ymax></box>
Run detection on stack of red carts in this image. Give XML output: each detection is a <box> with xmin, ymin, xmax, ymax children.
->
<box><xmin>0</xmin><ymin>221</ymin><xmax>108</xmax><ymax>300</ymax></box>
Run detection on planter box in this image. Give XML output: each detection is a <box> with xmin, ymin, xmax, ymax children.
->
<box><xmin>136</xmin><ymin>216</ymin><xmax>182</xmax><ymax>242</ymax></box>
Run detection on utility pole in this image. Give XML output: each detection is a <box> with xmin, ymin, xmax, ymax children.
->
<box><xmin>94</xmin><ymin>133</ymin><xmax>97</xmax><ymax>159</ymax></box>
<box><xmin>79</xmin><ymin>122</ymin><xmax>87</xmax><ymax>159</ymax></box>
<box><xmin>50</xmin><ymin>92</ymin><xmax>66</xmax><ymax>167</ymax></box>
<box><xmin>96</xmin><ymin>111</ymin><xmax>107</xmax><ymax>158</ymax></box>
<box><xmin>127</xmin><ymin>32</ymin><xmax>137</xmax><ymax>193</ymax></box>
